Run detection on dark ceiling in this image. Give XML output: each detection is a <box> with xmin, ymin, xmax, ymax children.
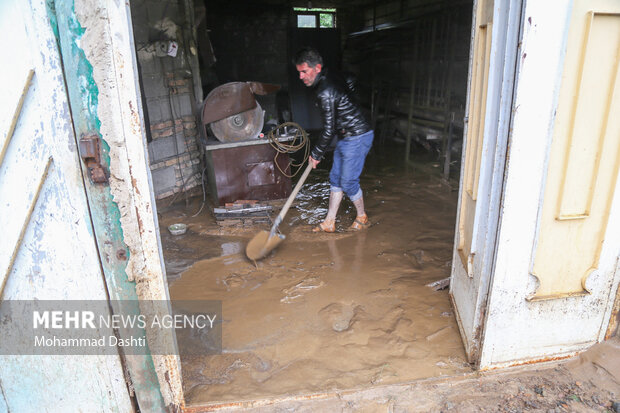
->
<box><xmin>220</xmin><ymin>0</ymin><xmax>376</xmax><ymax>9</ymax></box>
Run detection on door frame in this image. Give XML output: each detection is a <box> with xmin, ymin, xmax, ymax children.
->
<box><xmin>52</xmin><ymin>0</ymin><xmax>184</xmax><ymax>410</ymax></box>
<box><xmin>449</xmin><ymin>0</ymin><xmax>524</xmax><ymax>367</ymax></box>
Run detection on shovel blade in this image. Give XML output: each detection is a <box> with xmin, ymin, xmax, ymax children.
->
<box><xmin>246</xmin><ymin>230</ymin><xmax>286</xmax><ymax>260</ymax></box>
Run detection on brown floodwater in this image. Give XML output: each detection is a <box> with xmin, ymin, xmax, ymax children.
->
<box><xmin>158</xmin><ymin>149</ymin><xmax>471</xmax><ymax>405</ymax></box>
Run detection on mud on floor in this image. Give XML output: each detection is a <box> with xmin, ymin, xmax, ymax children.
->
<box><xmin>158</xmin><ymin>151</ymin><xmax>471</xmax><ymax>404</ymax></box>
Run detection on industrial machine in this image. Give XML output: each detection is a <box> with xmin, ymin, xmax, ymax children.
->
<box><xmin>200</xmin><ymin>81</ymin><xmax>294</xmax><ymax>206</ymax></box>
<box><xmin>202</xmin><ymin>81</ymin><xmax>280</xmax><ymax>142</ymax></box>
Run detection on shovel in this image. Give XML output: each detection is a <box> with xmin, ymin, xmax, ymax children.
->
<box><xmin>246</xmin><ymin>162</ymin><xmax>313</xmax><ymax>260</ymax></box>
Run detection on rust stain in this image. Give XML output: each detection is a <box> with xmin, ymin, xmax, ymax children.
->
<box><xmin>128</xmin><ymin>165</ymin><xmax>141</xmax><ymax>196</ymax></box>
<box><xmin>164</xmin><ymin>356</ymin><xmax>185</xmax><ymax>410</ymax></box>
<box><xmin>135</xmin><ymin>206</ymin><xmax>144</xmax><ymax>235</ymax></box>
<box><xmin>605</xmin><ymin>278</ymin><xmax>620</xmax><ymax>339</ymax></box>
<box><xmin>127</xmin><ymin>100</ymin><xmax>141</xmax><ymax>136</ymax></box>
<box><xmin>480</xmin><ymin>353</ymin><xmax>576</xmax><ymax>372</ymax></box>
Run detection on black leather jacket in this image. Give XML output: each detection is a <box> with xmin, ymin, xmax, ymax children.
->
<box><xmin>310</xmin><ymin>69</ymin><xmax>371</xmax><ymax>161</ymax></box>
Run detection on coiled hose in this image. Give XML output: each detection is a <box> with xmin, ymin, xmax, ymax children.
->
<box><xmin>266</xmin><ymin>122</ymin><xmax>310</xmax><ymax>178</ymax></box>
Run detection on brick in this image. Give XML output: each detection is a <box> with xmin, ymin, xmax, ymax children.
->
<box><xmin>173</xmin><ymin>86</ymin><xmax>190</xmax><ymax>95</ymax></box>
<box><xmin>150</xmin><ymin>121</ymin><xmax>173</xmax><ymax>131</ymax></box>
<box><xmin>156</xmin><ymin>190</ymin><xmax>174</xmax><ymax>200</ymax></box>
<box><xmin>150</xmin><ymin>160</ymin><xmax>165</xmax><ymax>169</ymax></box>
<box><xmin>152</xmin><ymin>128</ymin><xmax>174</xmax><ymax>139</ymax></box>
<box><xmin>168</xmin><ymin>79</ymin><xmax>188</xmax><ymax>87</ymax></box>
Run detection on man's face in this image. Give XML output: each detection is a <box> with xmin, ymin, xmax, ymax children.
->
<box><xmin>296</xmin><ymin>62</ymin><xmax>322</xmax><ymax>87</ymax></box>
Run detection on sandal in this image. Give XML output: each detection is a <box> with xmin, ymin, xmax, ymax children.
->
<box><xmin>348</xmin><ymin>215</ymin><xmax>370</xmax><ymax>231</ymax></box>
<box><xmin>312</xmin><ymin>220</ymin><xmax>336</xmax><ymax>233</ymax></box>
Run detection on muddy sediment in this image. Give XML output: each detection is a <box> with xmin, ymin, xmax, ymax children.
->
<box><xmin>159</xmin><ymin>151</ymin><xmax>470</xmax><ymax>404</ymax></box>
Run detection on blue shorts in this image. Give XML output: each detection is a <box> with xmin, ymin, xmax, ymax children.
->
<box><xmin>329</xmin><ymin>130</ymin><xmax>374</xmax><ymax>201</ymax></box>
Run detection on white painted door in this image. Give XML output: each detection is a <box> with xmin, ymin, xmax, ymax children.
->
<box><xmin>476</xmin><ymin>0</ymin><xmax>620</xmax><ymax>368</ymax></box>
<box><xmin>0</xmin><ymin>0</ymin><xmax>133</xmax><ymax>411</ymax></box>
<box><xmin>449</xmin><ymin>0</ymin><xmax>523</xmax><ymax>365</ymax></box>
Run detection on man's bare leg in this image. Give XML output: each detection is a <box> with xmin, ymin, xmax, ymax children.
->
<box><xmin>349</xmin><ymin>195</ymin><xmax>370</xmax><ymax>230</ymax></box>
<box><xmin>313</xmin><ymin>190</ymin><xmax>343</xmax><ymax>232</ymax></box>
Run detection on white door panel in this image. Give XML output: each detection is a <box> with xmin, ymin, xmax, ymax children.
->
<box><xmin>453</xmin><ymin>0</ymin><xmax>620</xmax><ymax>369</ymax></box>
<box><xmin>0</xmin><ymin>0</ymin><xmax>133</xmax><ymax>410</ymax></box>
<box><xmin>479</xmin><ymin>0</ymin><xmax>620</xmax><ymax>368</ymax></box>
<box><xmin>450</xmin><ymin>0</ymin><xmax>523</xmax><ymax>364</ymax></box>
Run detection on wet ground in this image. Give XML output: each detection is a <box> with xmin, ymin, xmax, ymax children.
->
<box><xmin>158</xmin><ymin>147</ymin><xmax>471</xmax><ymax>405</ymax></box>
<box><xmin>184</xmin><ymin>338</ymin><xmax>620</xmax><ymax>412</ymax></box>
<box><xmin>157</xmin><ymin>146</ymin><xmax>620</xmax><ymax>411</ymax></box>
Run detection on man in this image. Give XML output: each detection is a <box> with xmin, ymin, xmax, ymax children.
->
<box><xmin>294</xmin><ymin>47</ymin><xmax>374</xmax><ymax>233</ymax></box>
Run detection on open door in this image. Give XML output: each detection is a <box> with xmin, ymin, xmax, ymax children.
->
<box><xmin>0</xmin><ymin>0</ymin><xmax>133</xmax><ymax>410</ymax></box>
<box><xmin>1</xmin><ymin>0</ymin><xmax>184</xmax><ymax>410</ymax></box>
<box><xmin>452</xmin><ymin>0</ymin><xmax>620</xmax><ymax>369</ymax></box>
<box><xmin>450</xmin><ymin>0</ymin><xmax>523</xmax><ymax>365</ymax></box>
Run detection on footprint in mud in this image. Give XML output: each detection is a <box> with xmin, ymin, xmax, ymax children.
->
<box><xmin>319</xmin><ymin>302</ymin><xmax>357</xmax><ymax>332</ymax></box>
<box><xmin>280</xmin><ymin>276</ymin><xmax>325</xmax><ymax>303</ymax></box>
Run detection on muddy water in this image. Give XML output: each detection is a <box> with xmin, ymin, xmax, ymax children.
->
<box><xmin>160</xmin><ymin>150</ymin><xmax>471</xmax><ymax>404</ymax></box>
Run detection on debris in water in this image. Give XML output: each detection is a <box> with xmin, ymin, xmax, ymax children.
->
<box><xmin>426</xmin><ymin>277</ymin><xmax>450</xmax><ymax>290</ymax></box>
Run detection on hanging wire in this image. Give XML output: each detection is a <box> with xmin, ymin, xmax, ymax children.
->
<box><xmin>189</xmin><ymin>122</ymin><xmax>310</xmax><ymax>217</ymax></box>
<box><xmin>266</xmin><ymin>122</ymin><xmax>310</xmax><ymax>178</ymax></box>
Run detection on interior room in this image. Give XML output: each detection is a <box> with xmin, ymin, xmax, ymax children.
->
<box><xmin>129</xmin><ymin>0</ymin><xmax>474</xmax><ymax>405</ymax></box>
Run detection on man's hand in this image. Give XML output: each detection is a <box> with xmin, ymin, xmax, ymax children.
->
<box><xmin>309</xmin><ymin>156</ymin><xmax>320</xmax><ymax>169</ymax></box>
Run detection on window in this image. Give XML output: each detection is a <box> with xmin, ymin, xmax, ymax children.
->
<box><xmin>297</xmin><ymin>14</ymin><xmax>316</xmax><ymax>28</ymax></box>
<box><xmin>319</xmin><ymin>13</ymin><xmax>334</xmax><ymax>28</ymax></box>
<box><xmin>294</xmin><ymin>7</ymin><xmax>336</xmax><ymax>28</ymax></box>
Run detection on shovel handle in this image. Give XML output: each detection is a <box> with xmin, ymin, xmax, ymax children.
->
<box><xmin>269</xmin><ymin>162</ymin><xmax>313</xmax><ymax>236</ymax></box>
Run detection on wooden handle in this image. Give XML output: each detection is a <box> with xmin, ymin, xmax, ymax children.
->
<box><xmin>270</xmin><ymin>162</ymin><xmax>313</xmax><ymax>235</ymax></box>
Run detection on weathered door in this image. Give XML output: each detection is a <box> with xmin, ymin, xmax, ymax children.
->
<box><xmin>476</xmin><ymin>0</ymin><xmax>620</xmax><ymax>368</ymax></box>
<box><xmin>0</xmin><ymin>0</ymin><xmax>133</xmax><ymax>411</ymax></box>
<box><xmin>449</xmin><ymin>0</ymin><xmax>523</xmax><ymax>365</ymax></box>
<box><xmin>452</xmin><ymin>0</ymin><xmax>620</xmax><ymax>369</ymax></box>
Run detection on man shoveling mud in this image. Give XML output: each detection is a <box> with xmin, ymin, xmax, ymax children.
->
<box><xmin>294</xmin><ymin>47</ymin><xmax>374</xmax><ymax>232</ymax></box>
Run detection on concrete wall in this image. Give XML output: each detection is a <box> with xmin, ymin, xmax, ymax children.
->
<box><xmin>130</xmin><ymin>0</ymin><xmax>202</xmax><ymax>199</ymax></box>
<box><xmin>205</xmin><ymin>1</ymin><xmax>290</xmax><ymax>122</ymax></box>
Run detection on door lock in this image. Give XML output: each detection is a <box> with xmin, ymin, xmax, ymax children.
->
<box><xmin>79</xmin><ymin>133</ymin><xmax>108</xmax><ymax>184</ymax></box>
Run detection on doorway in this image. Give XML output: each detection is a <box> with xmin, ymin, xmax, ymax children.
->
<box><xmin>131</xmin><ymin>0</ymin><xmax>475</xmax><ymax>407</ymax></box>
<box><xmin>160</xmin><ymin>148</ymin><xmax>470</xmax><ymax>404</ymax></box>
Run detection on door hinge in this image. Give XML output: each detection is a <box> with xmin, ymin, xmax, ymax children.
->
<box><xmin>79</xmin><ymin>133</ymin><xmax>108</xmax><ymax>184</ymax></box>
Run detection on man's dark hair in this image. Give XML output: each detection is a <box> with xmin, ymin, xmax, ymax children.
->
<box><xmin>294</xmin><ymin>47</ymin><xmax>323</xmax><ymax>67</ymax></box>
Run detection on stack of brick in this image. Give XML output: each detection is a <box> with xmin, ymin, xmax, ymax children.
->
<box><xmin>148</xmin><ymin>113</ymin><xmax>201</xmax><ymax>200</ymax></box>
<box><xmin>145</xmin><ymin>69</ymin><xmax>202</xmax><ymax>200</ymax></box>
<box><xmin>130</xmin><ymin>0</ymin><xmax>203</xmax><ymax>200</ymax></box>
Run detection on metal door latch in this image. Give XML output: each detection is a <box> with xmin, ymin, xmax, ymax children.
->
<box><xmin>79</xmin><ymin>134</ymin><xmax>108</xmax><ymax>184</ymax></box>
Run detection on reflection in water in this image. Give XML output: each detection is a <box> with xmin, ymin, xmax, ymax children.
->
<box><xmin>221</xmin><ymin>242</ymin><xmax>243</xmax><ymax>257</ymax></box>
<box><xmin>352</xmin><ymin>231</ymin><xmax>367</xmax><ymax>275</ymax></box>
<box><xmin>161</xmin><ymin>148</ymin><xmax>468</xmax><ymax>404</ymax></box>
<box><xmin>326</xmin><ymin>238</ymin><xmax>342</xmax><ymax>271</ymax></box>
